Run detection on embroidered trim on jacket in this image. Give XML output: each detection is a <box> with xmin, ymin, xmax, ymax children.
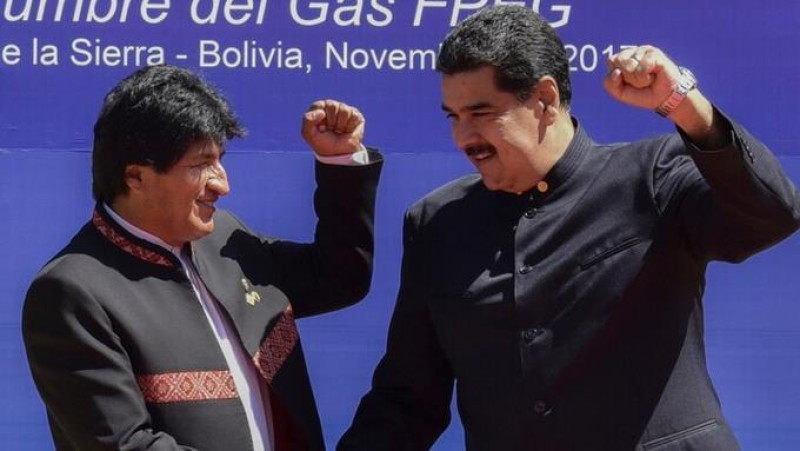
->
<box><xmin>253</xmin><ymin>305</ymin><xmax>299</xmax><ymax>384</ymax></box>
<box><xmin>92</xmin><ymin>210</ymin><xmax>175</xmax><ymax>267</ymax></box>
<box><xmin>136</xmin><ymin>370</ymin><xmax>238</xmax><ymax>403</ymax></box>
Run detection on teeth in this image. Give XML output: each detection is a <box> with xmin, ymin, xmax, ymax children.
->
<box><xmin>465</xmin><ymin>146</ymin><xmax>495</xmax><ymax>162</ymax></box>
<box><xmin>474</xmin><ymin>151</ymin><xmax>493</xmax><ymax>161</ymax></box>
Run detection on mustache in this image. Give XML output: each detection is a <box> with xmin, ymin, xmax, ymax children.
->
<box><xmin>464</xmin><ymin>144</ymin><xmax>496</xmax><ymax>157</ymax></box>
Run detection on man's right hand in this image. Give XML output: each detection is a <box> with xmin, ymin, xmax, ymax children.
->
<box><xmin>301</xmin><ymin>99</ymin><xmax>365</xmax><ymax>157</ymax></box>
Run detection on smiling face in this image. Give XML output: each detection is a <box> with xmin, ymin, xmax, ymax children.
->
<box><xmin>441</xmin><ymin>66</ymin><xmax>544</xmax><ymax>194</ymax></box>
<box><xmin>125</xmin><ymin>140</ymin><xmax>230</xmax><ymax>247</ymax></box>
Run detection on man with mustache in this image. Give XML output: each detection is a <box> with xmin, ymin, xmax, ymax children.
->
<box><xmin>22</xmin><ymin>65</ymin><xmax>382</xmax><ymax>450</ymax></box>
<box><xmin>339</xmin><ymin>5</ymin><xmax>799</xmax><ymax>450</ymax></box>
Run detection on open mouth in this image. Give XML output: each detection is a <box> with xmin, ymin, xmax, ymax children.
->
<box><xmin>196</xmin><ymin>200</ymin><xmax>216</xmax><ymax>211</ymax></box>
<box><xmin>465</xmin><ymin>144</ymin><xmax>497</xmax><ymax>163</ymax></box>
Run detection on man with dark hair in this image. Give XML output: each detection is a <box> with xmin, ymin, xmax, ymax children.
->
<box><xmin>23</xmin><ymin>65</ymin><xmax>382</xmax><ymax>450</ymax></box>
<box><xmin>340</xmin><ymin>5</ymin><xmax>798</xmax><ymax>450</ymax></box>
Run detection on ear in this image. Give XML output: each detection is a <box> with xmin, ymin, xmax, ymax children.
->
<box><xmin>531</xmin><ymin>76</ymin><xmax>561</xmax><ymax>126</ymax></box>
<box><xmin>124</xmin><ymin>164</ymin><xmax>147</xmax><ymax>193</ymax></box>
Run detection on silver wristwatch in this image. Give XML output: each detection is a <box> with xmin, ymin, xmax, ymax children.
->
<box><xmin>655</xmin><ymin>66</ymin><xmax>697</xmax><ymax>117</ymax></box>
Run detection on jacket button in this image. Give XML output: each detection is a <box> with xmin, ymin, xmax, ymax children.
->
<box><xmin>519</xmin><ymin>265</ymin><xmax>533</xmax><ymax>275</ymax></box>
<box><xmin>522</xmin><ymin>329</ymin><xmax>539</xmax><ymax>344</ymax></box>
<box><xmin>533</xmin><ymin>400</ymin><xmax>550</xmax><ymax>415</ymax></box>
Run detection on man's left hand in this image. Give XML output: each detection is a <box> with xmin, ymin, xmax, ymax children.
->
<box><xmin>302</xmin><ymin>99</ymin><xmax>365</xmax><ymax>157</ymax></box>
<box><xmin>602</xmin><ymin>45</ymin><xmax>681</xmax><ymax>110</ymax></box>
<box><xmin>603</xmin><ymin>45</ymin><xmax>729</xmax><ymax>148</ymax></box>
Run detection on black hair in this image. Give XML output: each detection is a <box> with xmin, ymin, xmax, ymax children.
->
<box><xmin>437</xmin><ymin>5</ymin><xmax>571</xmax><ymax>106</ymax></box>
<box><xmin>92</xmin><ymin>65</ymin><xmax>245</xmax><ymax>203</ymax></box>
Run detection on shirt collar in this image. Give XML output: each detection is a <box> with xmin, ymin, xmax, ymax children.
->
<box><xmin>101</xmin><ymin>203</ymin><xmax>184</xmax><ymax>259</ymax></box>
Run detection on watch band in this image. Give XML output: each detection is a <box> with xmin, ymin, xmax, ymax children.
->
<box><xmin>655</xmin><ymin>66</ymin><xmax>697</xmax><ymax>117</ymax></box>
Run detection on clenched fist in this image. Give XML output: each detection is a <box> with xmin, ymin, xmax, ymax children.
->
<box><xmin>602</xmin><ymin>45</ymin><xmax>684</xmax><ymax>111</ymax></box>
<box><xmin>302</xmin><ymin>99</ymin><xmax>365</xmax><ymax>157</ymax></box>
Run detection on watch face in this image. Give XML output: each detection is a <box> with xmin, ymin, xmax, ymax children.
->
<box><xmin>678</xmin><ymin>67</ymin><xmax>697</xmax><ymax>92</ymax></box>
<box><xmin>656</xmin><ymin>66</ymin><xmax>697</xmax><ymax>117</ymax></box>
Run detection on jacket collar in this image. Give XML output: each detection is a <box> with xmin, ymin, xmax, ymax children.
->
<box><xmin>91</xmin><ymin>203</ymin><xmax>181</xmax><ymax>268</ymax></box>
<box><xmin>542</xmin><ymin>118</ymin><xmax>592</xmax><ymax>194</ymax></box>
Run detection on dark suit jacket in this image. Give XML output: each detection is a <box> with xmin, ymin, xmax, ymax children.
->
<box><xmin>339</xmin><ymin>117</ymin><xmax>800</xmax><ymax>450</ymax></box>
<box><xmin>23</xmin><ymin>156</ymin><xmax>382</xmax><ymax>451</ymax></box>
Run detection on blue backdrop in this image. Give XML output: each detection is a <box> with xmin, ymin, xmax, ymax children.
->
<box><xmin>2</xmin><ymin>1</ymin><xmax>799</xmax><ymax>449</ymax></box>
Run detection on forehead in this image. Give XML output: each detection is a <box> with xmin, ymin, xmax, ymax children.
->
<box><xmin>180</xmin><ymin>140</ymin><xmax>223</xmax><ymax>161</ymax></box>
<box><xmin>441</xmin><ymin>66</ymin><xmax>513</xmax><ymax>110</ymax></box>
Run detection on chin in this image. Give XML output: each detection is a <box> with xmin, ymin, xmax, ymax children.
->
<box><xmin>190</xmin><ymin>219</ymin><xmax>215</xmax><ymax>238</ymax></box>
<box><xmin>480</xmin><ymin>177</ymin><xmax>504</xmax><ymax>192</ymax></box>
<box><xmin>200</xmin><ymin>220</ymin><xmax>215</xmax><ymax>235</ymax></box>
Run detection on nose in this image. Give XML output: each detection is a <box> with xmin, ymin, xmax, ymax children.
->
<box><xmin>206</xmin><ymin>163</ymin><xmax>230</xmax><ymax>196</ymax></box>
<box><xmin>452</xmin><ymin>118</ymin><xmax>481</xmax><ymax>151</ymax></box>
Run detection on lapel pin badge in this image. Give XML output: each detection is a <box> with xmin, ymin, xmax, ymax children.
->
<box><xmin>242</xmin><ymin>278</ymin><xmax>261</xmax><ymax>306</ymax></box>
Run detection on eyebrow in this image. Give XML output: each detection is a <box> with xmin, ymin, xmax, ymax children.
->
<box><xmin>441</xmin><ymin>101</ymin><xmax>493</xmax><ymax>114</ymax></box>
<box><xmin>195</xmin><ymin>144</ymin><xmax>225</xmax><ymax>160</ymax></box>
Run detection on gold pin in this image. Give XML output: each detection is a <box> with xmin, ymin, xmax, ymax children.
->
<box><xmin>246</xmin><ymin>291</ymin><xmax>261</xmax><ymax>306</ymax></box>
<box><xmin>242</xmin><ymin>278</ymin><xmax>260</xmax><ymax>306</ymax></box>
<box><xmin>536</xmin><ymin>180</ymin><xmax>549</xmax><ymax>193</ymax></box>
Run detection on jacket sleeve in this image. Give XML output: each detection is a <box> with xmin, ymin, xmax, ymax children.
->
<box><xmin>337</xmin><ymin>209</ymin><xmax>454</xmax><ymax>450</ymax></box>
<box><xmin>22</xmin><ymin>273</ymin><xmax>195</xmax><ymax>451</ymax></box>
<box><xmin>264</xmin><ymin>151</ymin><xmax>383</xmax><ymax>318</ymax></box>
<box><xmin>652</xmin><ymin>111</ymin><xmax>800</xmax><ymax>262</ymax></box>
